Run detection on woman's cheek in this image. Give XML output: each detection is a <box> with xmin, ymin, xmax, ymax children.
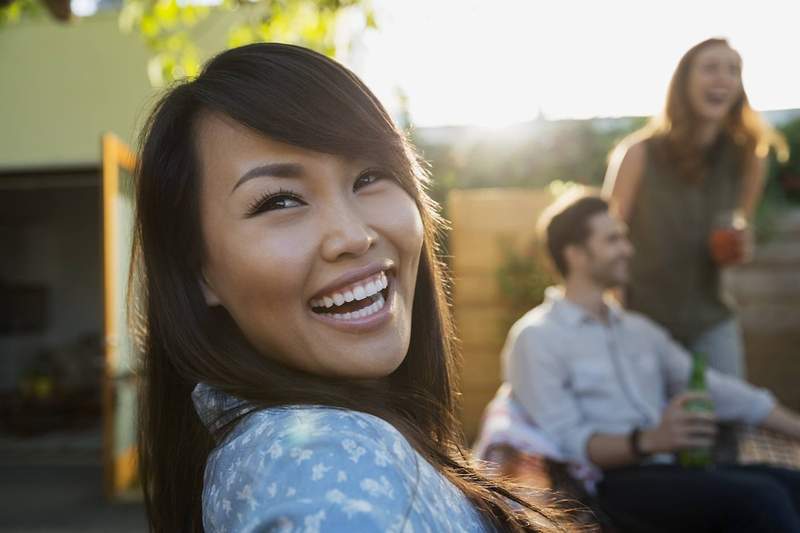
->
<box><xmin>378</xmin><ymin>192</ymin><xmax>424</xmax><ymax>249</ymax></box>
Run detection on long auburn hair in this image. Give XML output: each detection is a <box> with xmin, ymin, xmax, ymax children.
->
<box><xmin>631</xmin><ymin>37</ymin><xmax>786</xmax><ymax>182</ymax></box>
<box><xmin>133</xmin><ymin>43</ymin><xmax>569</xmax><ymax>532</ymax></box>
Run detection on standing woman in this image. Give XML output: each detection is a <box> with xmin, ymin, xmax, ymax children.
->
<box><xmin>603</xmin><ymin>37</ymin><xmax>786</xmax><ymax>378</ymax></box>
<box><xmin>133</xmin><ymin>43</ymin><xmax>569</xmax><ymax>532</ymax></box>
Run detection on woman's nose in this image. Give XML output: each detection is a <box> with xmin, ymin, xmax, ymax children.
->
<box><xmin>319</xmin><ymin>202</ymin><xmax>377</xmax><ymax>262</ymax></box>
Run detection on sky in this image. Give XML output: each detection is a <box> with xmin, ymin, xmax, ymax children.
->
<box><xmin>344</xmin><ymin>0</ymin><xmax>800</xmax><ymax>128</ymax></box>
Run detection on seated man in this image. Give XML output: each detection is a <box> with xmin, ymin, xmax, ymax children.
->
<box><xmin>502</xmin><ymin>190</ymin><xmax>800</xmax><ymax>532</ymax></box>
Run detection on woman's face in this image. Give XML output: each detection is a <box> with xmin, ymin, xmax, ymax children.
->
<box><xmin>196</xmin><ymin>112</ymin><xmax>424</xmax><ymax>379</ymax></box>
<box><xmin>686</xmin><ymin>44</ymin><xmax>743</xmax><ymax>123</ymax></box>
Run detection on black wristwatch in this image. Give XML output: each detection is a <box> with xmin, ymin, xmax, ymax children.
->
<box><xmin>629</xmin><ymin>427</ymin><xmax>649</xmax><ymax>460</ymax></box>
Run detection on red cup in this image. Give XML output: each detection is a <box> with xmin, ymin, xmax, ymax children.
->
<box><xmin>709</xmin><ymin>212</ymin><xmax>747</xmax><ymax>266</ymax></box>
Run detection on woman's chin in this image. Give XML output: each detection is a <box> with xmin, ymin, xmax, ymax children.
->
<box><xmin>695</xmin><ymin>106</ymin><xmax>731</xmax><ymax>124</ymax></box>
<box><xmin>299</xmin><ymin>327</ymin><xmax>410</xmax><ymax>379</ymax></box>
<box><xmin>320</xmin><ymin>350</ymin><xmax>406</xmax><ymax>380</ymax></box>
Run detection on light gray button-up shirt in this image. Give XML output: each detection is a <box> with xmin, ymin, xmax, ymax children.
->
<box><xmin>502</xmin><ymin>287</ymin><xmax>775</xmax><ymax>465</ymax></box>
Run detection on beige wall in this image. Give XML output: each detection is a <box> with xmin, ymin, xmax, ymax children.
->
<box><xmin>0</xmin><ymin>11</ymin><xmax>242</xmax><ymax>168</ymax></box>
<box><xmin>0</xmin><ymin>14</ymin><xmax>154</xmax><ymax>167</ymax></box>
<box><xmin>448</xmin><ymin>188</ymin><xmax>552</xmax><ymax>441</ymax></box>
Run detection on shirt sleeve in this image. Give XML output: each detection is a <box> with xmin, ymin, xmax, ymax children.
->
<box><xmin>503</xmin><ymin>322</ymin><xmax>598</xmax><ymax>464</ymax></box>
<box><xmin>202</xmin><ymin>411</ymin><xmax>419</xmax><ymax>533</ymax></box>
<box><xmin>655</xmin><ymin>325</ymin><xmax>775</xmax><ymax>425</ymax></box>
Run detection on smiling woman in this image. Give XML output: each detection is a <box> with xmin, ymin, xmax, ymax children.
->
<box><xmin>602</xmin><ymin>38</ymin><xmax>787</xmax><ymax>380</ymax></box>
<box><xmin>133</xmin><ymin>43</ymin><xmax>571</xmax><ymax>532</ymax></box>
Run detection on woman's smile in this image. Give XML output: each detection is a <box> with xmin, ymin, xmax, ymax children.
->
<box><xmin>308</xmin><ymin>261</ymin><xmax>396</xmax><ymax>333</ymax></box>
<box><xmin>687</xmin><ymin>43</ymin><xmax>742</xmax><ymax>122</ymax></box>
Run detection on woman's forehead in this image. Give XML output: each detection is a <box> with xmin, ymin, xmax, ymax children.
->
<box><xmin>194</xmin><ymin>112</ymin><xmax>377</xmax><ymax>191</ymax></box>
<box><xmin>695</xmin><ymin>44</ymin><xmax>741</xmax><ymax>66</ymax></box>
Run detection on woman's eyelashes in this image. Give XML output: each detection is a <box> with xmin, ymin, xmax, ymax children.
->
<box><xmin>246</xmin><ymin>188</ymin><xmax>306</xmax><ymax>217</ymax></box>
<box><xmin>353</xmin><ymin>169</ymin><xmax>388</xmax><ymax>191</ymax></box>
<box><xmin>245</xmin><ymin>169</ymin><xmax>391</xmax><ymax>217</ymax></box>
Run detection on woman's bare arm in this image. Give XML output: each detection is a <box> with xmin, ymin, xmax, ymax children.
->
<box><xmin>761</xmin><ymin>405</ymin><xmax>800</xmax><ymax>440</ymax></box>
<box><xmin>602</xmin><ymin>140</ymin><xmax>647</xmax><ymax>223</ymax></box>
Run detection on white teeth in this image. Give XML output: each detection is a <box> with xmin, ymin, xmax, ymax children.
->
<box><xmin>312</xmin><ymin>271</ymin><xmax>391</xmax><ymax>313</ymax></box>
<box><xmin>312</xmin><ymin>271</ymin><xmax>389</xmax><ymax>308</ymax></box>
<box><xmin>329</xmin><ymin>292</ymin><xmax>386</xmax><ymax>321</ymax></box>
<box><xmin>366</xmin><ymin>281</ymin><xmax>377</xmax><ymax>295</ymax></box>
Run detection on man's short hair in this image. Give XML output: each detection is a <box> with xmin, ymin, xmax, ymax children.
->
<box><xmin>537</xmin><ymin>189</ymin><xmax>609</xmax><ymax>278</ymax></box>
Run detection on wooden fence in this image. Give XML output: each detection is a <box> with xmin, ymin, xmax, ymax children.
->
<box><xmin>448</xmin><ymin>188</ymin><xmax>552</xmax><ymax>441</ymax></box>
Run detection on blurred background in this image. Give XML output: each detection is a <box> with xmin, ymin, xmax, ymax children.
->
<box><xmin>1</xmin><ymin>0</ymin><xmax>799</xmax><ymax>530</ymax></box>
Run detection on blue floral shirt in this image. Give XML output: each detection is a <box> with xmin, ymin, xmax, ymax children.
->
<box><xmin>192</xmin><ymin>384</ymin><xmax>492</xmax><ymax>533</ymax></box>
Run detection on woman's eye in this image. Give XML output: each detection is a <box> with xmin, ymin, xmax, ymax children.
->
<box><xmin>266</xmin><ymin>196</ymin><xmax>303</xmax><ymax>210</ymax></box>
<box><xmin>353</xmin><ymin>171</ymin><xmax>385</xmax><ymax>191</ymax></box>
<box><xmin>248</xmin><ymin>192</ymin><xmax>305</xmax><ymax>216</ymax></box>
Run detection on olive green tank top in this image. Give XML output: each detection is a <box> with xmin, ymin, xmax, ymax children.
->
<box><xmin>626</xmin><ymin>135</ymin><xmax>742</xmax><ymax>346</ymax></box>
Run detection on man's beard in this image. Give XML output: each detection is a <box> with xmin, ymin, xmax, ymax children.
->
<box><xmin>588</xmin><ymin>259</ymin><xmax>627</xmax><ymax>289</ymax></box>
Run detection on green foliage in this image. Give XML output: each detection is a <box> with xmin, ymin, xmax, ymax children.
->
<box><xmin>118</xmin><ymin>0</ymin><xmax>372</xmax><ymax>85</ymax></box>
<box><xmin>755</xmin><ymin>117</ymin><xmax>800</xmax><ymax>241</ymax></box>
<box><xmin>417</xmin><ymin>116</ymin><xmax>647</xmax><ymax>209</ymax></box>
<box><xmin>774</xmin><ymin>117</ymin><xmax>800</xmax><ymax>203</ymax></box>
<box><xmin>0</xmin><ymin>0</ymin><xmax>44</xmax><ymax>26</ymax></box>
<box><xmin>494</xmin><ymin>181</ymin><xmax>585</xmax><ymax>331</ymax></box>
<box><xmin>777</xmin><ymin>117</ymin><xmax>800</xmax><ymax>176</ymax></box>
<box><xmin>119</xmin><ymin>0</ymin><xmax>209</xmax><ymax>84</ymax></box>
<box><xmin>1</xmin><ymin>0</ymin><xmax>372</xmax><ymax>85</ymax></box>
<box><xmin>495</xmin><ymin>237</ymin><xmax>555</xmax><ymax>334</ymax></box>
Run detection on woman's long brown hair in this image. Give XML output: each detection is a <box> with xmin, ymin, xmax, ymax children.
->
<box><xmin>630</xmin><ymin>37</ymin><xmax>786</xmax><ymax>182</ymax></box>
<box><xmin>133</xmin><ymin>43</ymin><xmax>572</xmax><ymax>532</ymax></box>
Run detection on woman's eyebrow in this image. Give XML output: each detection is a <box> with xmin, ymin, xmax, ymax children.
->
<box><xmin>231</xmin><ymin>162</ymin><xmax>305</xmax><ymax>194</ymax></box>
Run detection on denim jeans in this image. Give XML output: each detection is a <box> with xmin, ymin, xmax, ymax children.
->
<box><xmin>690</xmin><ymin>317</ymin><xmax>746</xmax><ymax>379</ymax></box>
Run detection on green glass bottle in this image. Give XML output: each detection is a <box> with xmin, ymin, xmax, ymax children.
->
<box><xmin>678</xmin><ymin>351</ymin><xmax>714</xmax><ymax>468</ymax></box>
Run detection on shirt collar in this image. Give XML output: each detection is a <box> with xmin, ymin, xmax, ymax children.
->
<box><xmin>545</xmin><ymin>285</ymin><xmax>623</xmax><ymax>326</ymax></box>
<box><xmin>192</xmin><ymin>382</ymin><xmax>250</xmax><ymax>434</ymax></box>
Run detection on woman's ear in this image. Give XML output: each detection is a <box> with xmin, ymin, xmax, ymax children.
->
<box><xmin>199</xmin><ymin>271</ymin><xmax>222</xmax><ymax>306</ymax></box>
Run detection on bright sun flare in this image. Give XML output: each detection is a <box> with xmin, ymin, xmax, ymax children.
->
<box><xmin>348</xmin><ymin>0</ymin><xmax>800</xmax><ymax>128</ymax></box>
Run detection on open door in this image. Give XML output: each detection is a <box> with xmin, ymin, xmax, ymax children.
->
<box><xmin>101</xmin><ymin>133</ymin><xmax>140</xmax><ymax>500</ymax></box>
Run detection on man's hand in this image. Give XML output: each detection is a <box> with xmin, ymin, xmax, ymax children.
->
<box><xmin>640</xmin><ymin>392</ymin><xmax>717</xmax><ymax>454</ymax></box>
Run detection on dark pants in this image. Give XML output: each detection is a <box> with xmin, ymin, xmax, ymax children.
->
<box><xmin>597</xmin><ymin>464</ymin><xmax>800</xmax><ymax>533</ymax></box>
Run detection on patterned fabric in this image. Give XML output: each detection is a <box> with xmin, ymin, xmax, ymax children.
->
<box><xmin>192</xmin><ymin>383</ymin><xmax>492</xmax><ymax>533</ymax></box>
<box><xmin>472</xmin><ymin>383</ymin><xmax>602</xmax><ymax>494</ymax></box>
<box><xmin>737</xmin><ymin>426</ymin><xmax>800</xmax><ymax>470</ymax></box>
